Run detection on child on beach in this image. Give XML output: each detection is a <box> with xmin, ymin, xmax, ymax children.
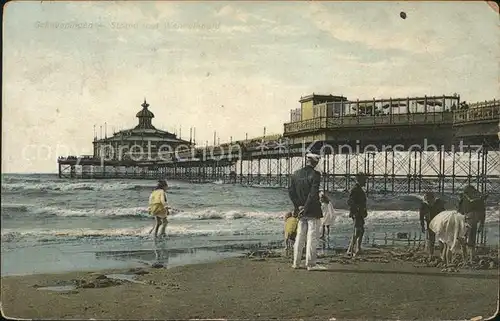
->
<box><xmin>284</xmin><ymin>211</ymin><xmax>298</xmax><ymax>255</ymax></box>
<box><xmin>319</xmin><ymin>191</ymin><xmax>335</xmax><ymax>240</ymax></box>
<box><xmin>347</xmin><ymin>172</ymin><xmax>368</xmax><ymax>257</ymax></box>
<box><xmin>149</xmin><ymin>179</ymin><xmax>169</xmax><ymax>238</ymax></box>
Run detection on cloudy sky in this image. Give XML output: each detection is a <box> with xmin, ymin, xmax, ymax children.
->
<box><xmin>2</xmin><ymin>1</ymin><xmax>499</xmax><ymax>173</ymax></box>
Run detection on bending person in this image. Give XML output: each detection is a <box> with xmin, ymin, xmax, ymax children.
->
<box><xmin>419</xmin><ymin>192</ymin><xmax>445</xmax><ymax>258</ymax></box>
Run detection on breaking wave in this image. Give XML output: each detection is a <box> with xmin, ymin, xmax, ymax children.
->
<box><xmin>1</xmin><ymin>181</ymin><xmax>185</xmax><ymax>193</ymax></box>
<box><xmin>0</xmin><ymin>224</ymin><xmax>281</xmax><ymax>244</ymax></box>
<box><xmin>2</xmin><ymin>202</ymin><xmax>498</xmax><ymax>224</ymax></box>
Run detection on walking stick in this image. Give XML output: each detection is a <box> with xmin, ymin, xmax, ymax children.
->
<box><xmin>347</xmin><ymin>230</ymin><xmax>355</xmax><ymax>254</ymax></box>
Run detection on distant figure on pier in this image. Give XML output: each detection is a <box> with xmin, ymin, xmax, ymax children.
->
<box><xmin>148</xmin><ymin>179</ymin><xmax>169</xmax><ymax>238</ymax></box>
<box><xmin>288</xmin><ymin>153</ymin><xmax>325</xmax><ymax>270</ymax></box>
<box><xmin>347</xmin><ymin>172</ymin><xmax>368</xmax><ymax>257</ymax></box>
<box><xmin>419</xmin><ymin>192</ymin><xmax>446</xmax><ymax>258</ymax></box>
<box><xmin>458</xmin><ymin>185</ymin><xmax>488</xmax><ymax>262</ymax></box>
<box><xmin>319</xmin><ymin>191</ymin><xmax>335</xmax><ymax>241</ymax></box>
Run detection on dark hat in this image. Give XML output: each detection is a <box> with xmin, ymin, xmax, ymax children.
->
<box><xmin>356</xmin><ymin>172</ymin><xmax>367</xmax><ymax>178</ymax></box>
<box><xmin>157</xmin><ymin>179</ymin><xmax>168</xmax><ymax>188</ymax></box>
<box><xmin>424</xmin><ymin>191</ymin><xmax>435</xmax><ymax>200</ymax></box>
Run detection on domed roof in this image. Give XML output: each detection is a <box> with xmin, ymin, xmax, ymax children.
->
<box><xmin>136</xmin><ymin>99</ymin><xmax>155</xmax><ymax>118</ymax></box>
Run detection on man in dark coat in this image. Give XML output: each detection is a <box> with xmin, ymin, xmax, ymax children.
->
<box><xmin>458</xmin><ymin>185</ymin><xmax>487</xmax><ymax>262</ymax></box>
<box><xmin>419</xmin><ymin>191</ymin><xmax>446</xmax><ymax>257</ymax></box>
<box><xmin>347</xmin><ymin>172</ymin><xmax>368</xmax><ymax>256</ymax></box>
<box><xmin>288</xmin><ymin>153</ymin><xmax>325</xmax><ymax>270</ymax></box>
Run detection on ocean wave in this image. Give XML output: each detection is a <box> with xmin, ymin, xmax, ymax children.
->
<box><xmin>0</xmin><ymin>224</ymin><xmax>280</xmax><ymax>243</ymax></box>
<box><xmin>3</xmin><ymin>205</ymin><xmax>280</xmax><ymax>221</ymax></box>
<box><xmin>1</xmin><ymin>181</ymin><xmax>184</xmax><ymax>193</ymax></box>
<box><xmin>2</xmin><ymin>208</ymin><xmax>498</xmax><ymax>244</ymax></box>
<box><xmin>0</xmin><ymin>204</ymin><xmax>30</xmax><ymax>213</ymax></box>
<box><xmin>2</xmin><ymin>201</ymin><xmax>498</xmax><ymax>225</ymax></box>
<box><xmin>1</xmin><ymin>176</ymin><xmax>45</xmax><ymax>184</ymax></box>
<box><xmin>32</xmin><ymin>206</ymin><xmax>153</xmax><ymax>219</ymax></box>
<box><xmin>124</xmin><ymin>185</ymin><xmax>156</xmax><ymax>191</ymax></box>
<box><xmin>175</xmin><ymin>209</ymin><xmax>282</xmax><ymax>221</ymax></box>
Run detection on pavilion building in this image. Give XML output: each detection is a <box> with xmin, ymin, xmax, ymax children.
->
<box><xmin>92</xmin><ymin>99</ymin><xmax>193</xmax><ymax>162</ymax></box>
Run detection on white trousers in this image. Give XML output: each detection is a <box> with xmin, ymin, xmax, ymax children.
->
<box><xmin>293</xmin><ymin>217</ymin><xmax>321</xmax><ymax>267</ymax></box>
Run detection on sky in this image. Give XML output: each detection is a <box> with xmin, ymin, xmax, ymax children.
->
<box><xmin>2</xmin><ymin>1</ymin><xmax>499</xmax><ymax>173</ymax></box>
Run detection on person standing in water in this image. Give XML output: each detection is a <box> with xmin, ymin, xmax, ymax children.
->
<box><xmin>347</xmin><ymin>172</ymin><xmax>368</xmax><ymax>257</ymax></box>
<box><xmin>288</xmin><ymin>153</ymin><xmax>325</xmax><ymax>271</ymax></box>
<box><xmin>419</xmin><ymin>191</ymin><xmax>445</xmax><ymax>258</ymax></box>
<box><xmin>149</xmin><ymin>179</ymin><xmax>169</xmax><ymax>238</ymax></box>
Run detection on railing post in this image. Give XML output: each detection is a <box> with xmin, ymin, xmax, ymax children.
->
<box><xmin>356</xmin><ymin>99</ymin><xmax>360</xmax><ymax>124</ymax></box>
<box><xmin>424</xmin><ymin>95</ymin><xmax>427</xmax><ymax>121</ymax></box>
<box><xmin>389</xmin><ymin>97</ymin><xmax>393</xmax><ymax>124</ymax></box>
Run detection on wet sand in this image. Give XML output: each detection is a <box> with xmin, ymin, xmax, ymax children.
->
<box><xmin>1</xmin><ymin>247</ymin><xmax>498</xmax><ymax>320</ymax></box>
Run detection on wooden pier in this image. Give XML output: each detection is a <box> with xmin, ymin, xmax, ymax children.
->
<box><xmin>58</xmin><ymin>95</ymin><xmax>500</xmax><ymax>195</ymax></box>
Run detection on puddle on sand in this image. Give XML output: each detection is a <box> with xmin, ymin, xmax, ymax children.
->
<box><xmin>37</xmin><ymin>285</ymin><xmax>77</xmax><ymax>292</ymax></box>
<box><xmin>106</xmin><ymin>273</ymin><xmax>146</xmax><ymax>284</ymax></box>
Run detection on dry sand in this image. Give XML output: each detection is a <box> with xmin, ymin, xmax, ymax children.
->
<box><xmin>1</xmin><ymin>247</ymin><xmax>498</xmax><ymax>320</ymax></box>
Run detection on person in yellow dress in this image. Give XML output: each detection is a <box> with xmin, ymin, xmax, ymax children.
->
<box><xmin>149</xmin><ymin>179</ymin><xmax>169</xmax><ymax>238</ymax></box>
<box><xmin>284</xmin><ymin>212</ymin><xmax>299</xmax><ymax>255</ymax></box>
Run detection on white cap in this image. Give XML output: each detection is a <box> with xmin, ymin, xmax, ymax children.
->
<box><xmin>306</xmin><ymin>153</ymin><xmax>320</xmax><ymax>161</ymax></box>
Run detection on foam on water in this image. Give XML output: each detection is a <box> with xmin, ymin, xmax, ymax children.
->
<box><xmin>1</xmin><ymin>179</ymin><xmax>185</xmax><ymax>193</ymax></box>
<box><xmin>2</xmin><ymin>207</ymin><xmax>498</xmax><ymax>244</ymax></box>
<box><xmin>0</xmin><ymin>223</ymin><xmax>281</xmax><ymax>243</ymax></box>
<box><xmin>3</xmin><ymin>202</ymin><xmax>498</xmax><ymax>223</ymax></box>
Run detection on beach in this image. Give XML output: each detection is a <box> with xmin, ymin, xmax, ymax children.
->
<box><xmin>2</xmin><ymin>247</ymin><xmax>498</xmax><ymax>320</ymax></box>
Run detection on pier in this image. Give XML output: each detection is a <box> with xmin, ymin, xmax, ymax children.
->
<box><xmin>58</xmin><ymin>94</ymin><xmax>500</xmax><ymax>195</ymax></box>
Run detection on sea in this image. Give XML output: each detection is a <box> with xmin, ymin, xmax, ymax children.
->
<box><xmin>2</xmin><ymin>174</ymin><xmax>499</xmax><ymax>276</ymax></box>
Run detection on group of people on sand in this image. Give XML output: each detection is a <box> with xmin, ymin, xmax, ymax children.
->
<box><xmin>148</xmin><ymin>152</ymin><xmax>487</xmax><ymax>268</ymax></box>
<box><xmin>419</xmin><ymin>186</ymin><xmax>487</xmax><ymax>265</ymax></box>
<box><xmin>285</xmin><ymin>152</ymin><xmax>488</xmax><ymax>271</ymax></box>
<box><xmin>285</xmin><ymin>153</ymin><xmax>369</xmax><ymax>271</ymax></box>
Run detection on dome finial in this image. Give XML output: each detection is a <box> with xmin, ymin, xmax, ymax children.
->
<box><xmin>142</xmin><ymin>98</ymin><xmax>149</xmax><ymax>108</ymax></box>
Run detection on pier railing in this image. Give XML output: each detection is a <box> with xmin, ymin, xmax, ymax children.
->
<box><xmin>284</xmin><ymin>112</ymin><xmax>454</xmax><ymax>134</ymax></box>
<box><xmin>453</xmin><ymin>102</ymin><xmax>499</xmax><ymax>124</ymax></box>
<box><xmin>284</xmin><ymin>102</ymin><xmax>500</xmax><ymax>134</ymax></box>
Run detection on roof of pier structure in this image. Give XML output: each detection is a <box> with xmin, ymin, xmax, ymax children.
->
<box><xmin>299</xmin><ymin>93</ymin><xmax>348</xmax><ymax>103</ymax></box>
<box><xmin>94</xmin><ymin>99</ymin><xmax>192</xmax><ymax>145</ymax></box>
